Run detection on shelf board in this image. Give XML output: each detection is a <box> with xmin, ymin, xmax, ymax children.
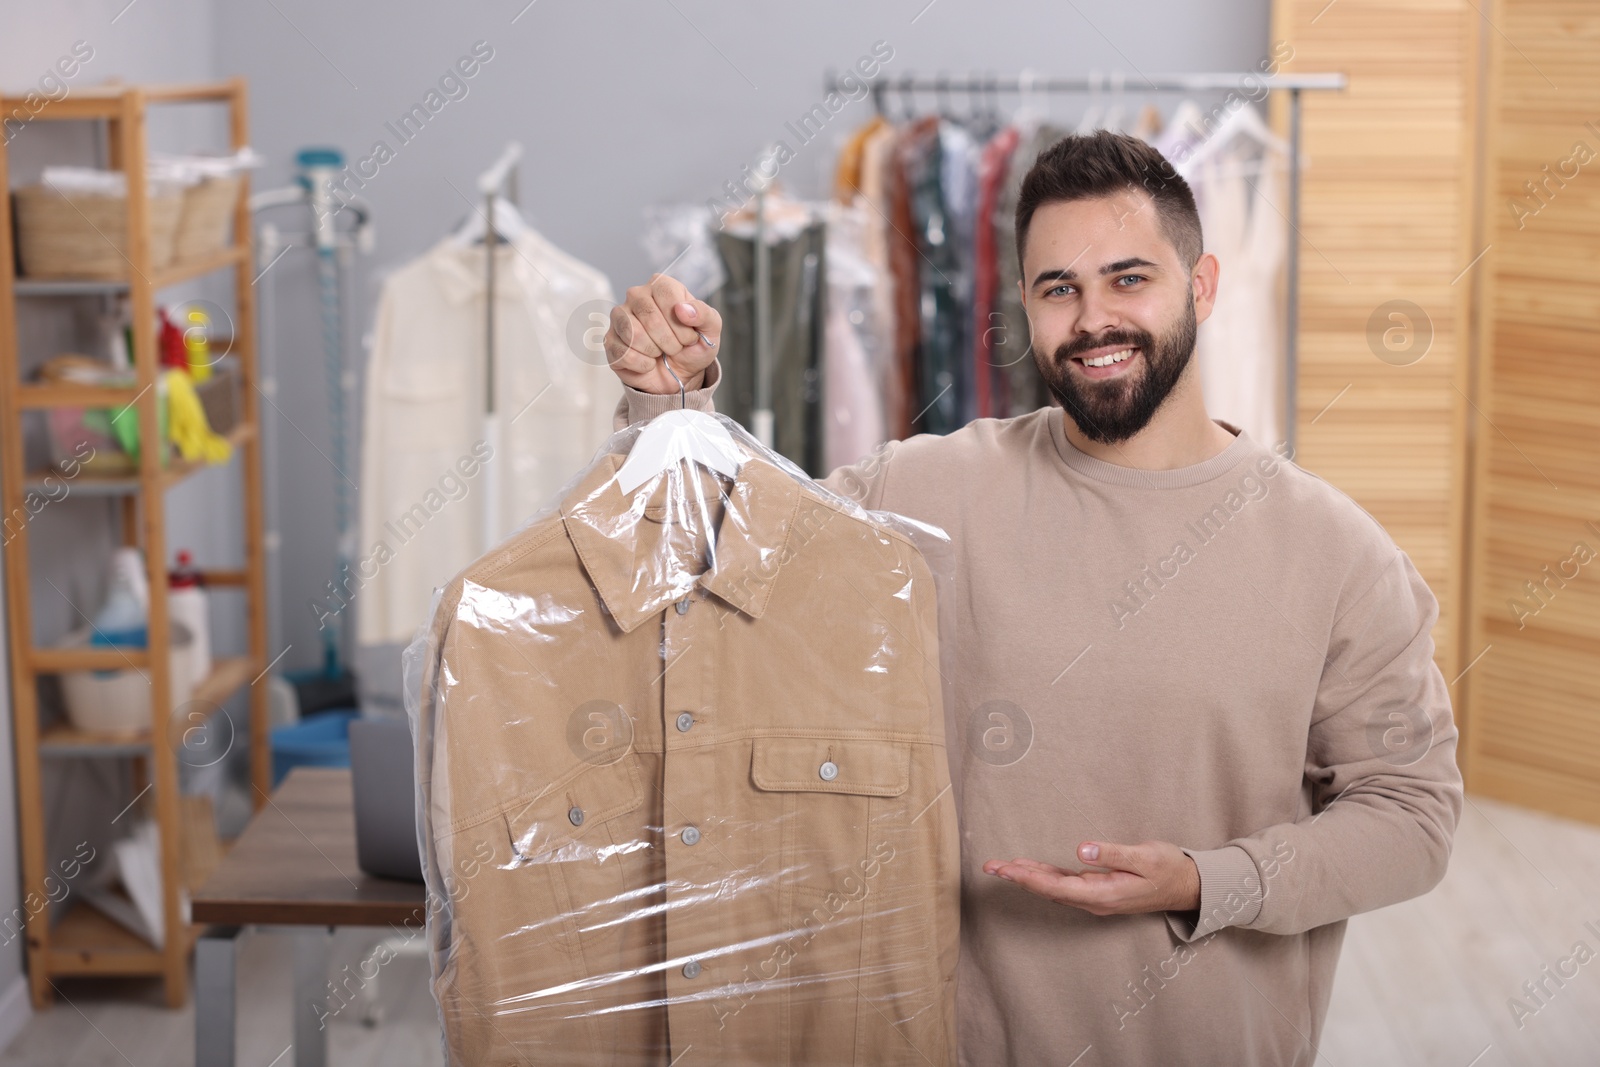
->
<box><xmin>44</xmin><ymin>899</ymin><xmax>203</xmax><ymax>976</ymax></box>
<box><xmin>12</xmin><ymin>277</ymin><xmax>133</xmax><ymax>297</ymax></box>
<box><xmin>32</xmin><ymin>645</ymin><xmax>150</xmax><ymax>673</ymax></box>
<box><xmin>38</xmin><ymin>724</ymin><xmax>150</xmax><ymax>758</ymax></box>
<box><xmin>22</xmin><ymin>421</ymin><xmax>255</xmax><ymax>497</ymax></box>
<box><xmin>0</xmin><ymin>82</ymin><xmax>237</xmax><ymax>122</ymax></box>
<box><xmin>12</xmin><ymin>245</ymin><xmax>246</xmax><ymax>297</ymax></box>
<box><xmin>38</xmin><ymin>655</ymin><xmax>258</xmax><ymax>758</ymax></box>
<box><xmin>46</xmin><ymin>899</ymin><xmax>163</xmax><ymax>975</ymax></box>
<box><xmin>16</xmin><ymin>383</ymin><xmax>141</xmax><ymax>409</ymax></box>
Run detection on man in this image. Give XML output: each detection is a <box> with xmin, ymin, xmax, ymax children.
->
<box><xmin>603</xmin><ymin>131</ymin><xmax>1462</xmax><ymax>1066</ymax></box>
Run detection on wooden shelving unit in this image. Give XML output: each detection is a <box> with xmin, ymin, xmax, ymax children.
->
<box><xmin>0</xmin><ymin>80</ymin><xmax>270</xmax><ymax>1009</ymax></box>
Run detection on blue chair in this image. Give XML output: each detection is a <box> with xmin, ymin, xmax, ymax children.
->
<box><xmin>269</xmin><ymin>708</ymin><xmax>358</xmax><ymax>787</ymax></box>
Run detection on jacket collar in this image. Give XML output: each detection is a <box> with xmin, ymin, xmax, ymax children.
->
<box><xmin>561</xmin><ymin>452</ymin><xmax>805</xmax><ymax>634</ymax></box>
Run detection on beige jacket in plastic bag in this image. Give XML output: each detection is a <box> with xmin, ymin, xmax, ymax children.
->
<box><xmin>406</xmin><ymin>417</ymin><xmax>960</xmax><ymax>1065</ymax></box>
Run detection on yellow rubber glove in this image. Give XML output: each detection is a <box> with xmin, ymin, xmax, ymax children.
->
<box><xmin>163</xmin><ymin>369</ymin><xmax>232</xmax><ymax>464</ymax></box>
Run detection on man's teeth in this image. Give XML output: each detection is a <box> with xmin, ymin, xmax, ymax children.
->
<box><xmin>1083</xmin><ymin>349</ymin><xmax>1134</xmax><ymax>368</ymax></box>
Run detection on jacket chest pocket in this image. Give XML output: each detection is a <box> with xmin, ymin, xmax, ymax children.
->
<box><xmin>750</xmin><ymin>737</ymin><xmax>911</xmax><ymax>901</ymax></box>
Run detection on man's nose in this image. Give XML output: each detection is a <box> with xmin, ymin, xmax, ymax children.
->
<box><xmin>1074</xmin><ymin>288</ymin><xmax>1119</xmax><ymax>336</ymax></box>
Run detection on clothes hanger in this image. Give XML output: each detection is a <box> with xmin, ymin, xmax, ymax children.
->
<box><xmin>1076</xmin><ymin>70</ymin><xmax>1104</xmax><ymax>133</ymax></box>
<box><xmin>451</xmin><ymin>195</ymin><xmax>528</xmax><ymax>248</ymax></box>
<box><xmin>1176</xmin><ymin>100</ymin><xmax>1289</xmax><ymax>175</ymax></box>
<box><xmin>1101</xmin><ymin>71</ymin><xmax>1127</xmax><ymax>133</ymax></box>
<box><xmin>1013</xmin><ymin>68</ymin><xmax>1044</xmax><ymax>137</ymax></box>
<box><xmin>615</xmin><ymin>357</ymin><xmax>743</xmax><ymax>494</ymax></box>
<box><xmin>935</xmin><ymin>73</ymin><xmax>954</xmax><ymax>122</ymax></box>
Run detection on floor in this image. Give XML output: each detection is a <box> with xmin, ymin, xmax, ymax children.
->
<box><xmin>1</xmin><ymin>795</ymin><xmax>1597</xmax><ymax>1066</ymax></box>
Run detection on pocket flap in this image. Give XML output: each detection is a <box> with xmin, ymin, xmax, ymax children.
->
<box><xmin>501</xmin><ymin>756</ymin><xmax>644</xmax><ymax>861</ymax></box>
<box><xmin>750</xmin><ymin>738</ymin><xmax>911</xmax><ymax>797</ymax></box>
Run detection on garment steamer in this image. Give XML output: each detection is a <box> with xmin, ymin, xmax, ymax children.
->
<box><xmin>249</xmin><ymin>149</ymin><xmax>373</xmax><ymax>712</ymax></box>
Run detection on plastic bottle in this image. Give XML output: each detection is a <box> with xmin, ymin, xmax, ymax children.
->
<box><xmin>157</xmin><ymin>308</ymin><xmax>189</xmax><ymax>372</ymax></box>
<box><xmin>168</xmin><ymin>549</ymin><xmax>211</xmax><ymax>687</ymax></box>
<box><xmin>182</xmin><ymin>306</ymin><xmax>213</xmax><ymax>383</ymax></box>
<box><xmin>91</xmin><ymin>547</ymin><xmax>150</xmax><ymax>647</ymax></box>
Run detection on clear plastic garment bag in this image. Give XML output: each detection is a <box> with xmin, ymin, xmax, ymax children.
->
<box><xmin>405</xmin><ymin>408</ymin><xmax>961</xmax><ymax>1065</ymax></box>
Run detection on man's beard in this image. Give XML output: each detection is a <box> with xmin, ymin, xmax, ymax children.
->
<box><xmin>1036</xmin><ymin>296</ymin><xmax>1198</xmax><ymax>444</ymax></box>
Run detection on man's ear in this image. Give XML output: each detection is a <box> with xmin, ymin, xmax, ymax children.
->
<box><xmin>1191</xmin><ymin>252</ymin><xmax>1221</xmax><ymax>326</ymax></box>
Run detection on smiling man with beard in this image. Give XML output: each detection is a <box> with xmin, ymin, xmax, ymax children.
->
<box><xmin>603</xmin><ymin>130</ymin><xmax>1462</xmax><ymax>1066</ymax></box>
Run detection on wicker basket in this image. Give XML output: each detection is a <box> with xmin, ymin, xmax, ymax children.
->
<box><xmin>13</xmin><ymin>184</ymin><xmax>182</xmax><ymax>279</ymax></box>
<box><xmin>172</xmin><ymin>176</ymin><xmax>240</xmax><ymax>262</ymax></box>
<box><xmin>195</xmin><ymin>359</ymin><xmax>240</xmax><ymax>435</ymax></box>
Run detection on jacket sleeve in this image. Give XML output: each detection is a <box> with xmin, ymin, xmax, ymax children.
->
<box><xmin>1170</xmin><ymin>549</ymin><xmax>1464</xmax><ymax>941</ymax></box>
<box><xmin>610</xmin><ymin>357</ymin><xmax>901</xmax><ymax>511</ymax></box>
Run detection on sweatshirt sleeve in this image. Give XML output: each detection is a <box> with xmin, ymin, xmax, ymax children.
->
<box><xmin>1170</xmin><ymin>549</ymin><xmax>1464</xmax><ymax>941</ymax></box>
<box><xmin>611</xmin><ymin>358</ymin><xmax>724</xmax><ymax>430</ymax></box>
<box><xmin>609</xmin><ymin>357</ymin><xmax>900</xmax><ymax>511</ymax></box>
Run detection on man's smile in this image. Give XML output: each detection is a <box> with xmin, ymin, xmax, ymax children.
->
<box><xmin>1069</xmin><ymin>344</ymin><xmax>1142</xmax><ymax>380</ymax></box>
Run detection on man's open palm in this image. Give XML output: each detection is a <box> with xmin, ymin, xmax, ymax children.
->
<box><xmin>983</xmin><ymin>840</ymin><xmax>1201</xmax><ymax>916</ymax></box>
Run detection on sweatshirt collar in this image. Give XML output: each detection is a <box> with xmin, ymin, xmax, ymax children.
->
<box><xmin>1047</xmin><ymin>408</ymin><xmax>1257</xmax><ymax>489</ymax></box>
<box><xmin>561</xmin><ymin>452</ymin><xmax>802</xmax><ymax>633</ymax></box>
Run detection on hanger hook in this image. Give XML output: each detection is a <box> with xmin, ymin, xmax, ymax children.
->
<box><xmin>663</xmin><ymin>359</ymin><xmax>685</xmax><ymax>408</ymax></box>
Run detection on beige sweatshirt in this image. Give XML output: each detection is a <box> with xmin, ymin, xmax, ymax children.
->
<box><xmin>614</xmin><ymin>365</ymin><xmax>1463</xmax><ymax>1067</ymax></box>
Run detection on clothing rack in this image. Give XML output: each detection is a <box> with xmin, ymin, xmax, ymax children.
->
<box><xmin>750</xmin><ymin>152</ymin><xmax>777</xmax><ymax>449</ymax></box>
<box><xmin>826</xmin><ymin>71</ymin><xmax>1347</xmax><ymax>451</ymax></box>
<box><xmin>477</xmin><ymin>140</ymin><xmax>522</xmax><ymax>550</ymax></box>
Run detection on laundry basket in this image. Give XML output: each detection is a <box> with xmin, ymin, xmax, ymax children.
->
<box><xmin>13</xmin><ymin>184</ymin><xmax>183</xmax><ymax>279</ymax></box>
<box><xmin>58</xmin><ymin>625</ymin><xmax>196</xmax><ymax>736</ymax></box>
<box><xmin>172</xmin><ymin>175</ymin><xmax>240</xmax><ymax>261</ymax></box>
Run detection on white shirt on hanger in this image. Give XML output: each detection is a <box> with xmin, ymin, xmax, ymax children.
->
<box><xmin>356</xmin><ymin>229</ymin><xmax>621</xmax><ymax>646</ymax></box>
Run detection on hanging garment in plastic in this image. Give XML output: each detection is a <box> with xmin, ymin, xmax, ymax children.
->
<box><xmin>356</xmin><ymin>230</ymin><xmax>623</xmax><ymax>646</ymax></box>
<box><xmin>822</xmin><ymin>199</ymin><xmax>889</xmax><ymax>471</ymax></box>
<box><xmin>405</xmin><ymin>415</ymin><xmax>960</xmax><ymax>1066</ymax></box>
<box><xmin>1187</xmin><ymin>121</ymin><xmax>1288</xmax><ymax>447</ymax></box>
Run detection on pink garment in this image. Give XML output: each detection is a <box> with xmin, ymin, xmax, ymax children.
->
<box><xmin>972</xmin><ymin>127</ymin><xmax>1019</xmax><ymax>420</ymax></box>
<box><xmin>823</xmin><ymin>201</ymin><xmax>888</xmax><ymax>472</ymax></box>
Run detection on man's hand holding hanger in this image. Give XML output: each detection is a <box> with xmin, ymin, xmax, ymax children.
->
<box><xmin>605</xmin><ymin>273</ymin><xmax>720</xmax><ymax>395</ymax></box>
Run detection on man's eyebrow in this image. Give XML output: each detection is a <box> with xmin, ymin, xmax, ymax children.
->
<box><xmin>1101</xmin><ymin>257</ymin><xmax>1159</xmax><ymax>275</ymax></box>
<box><xmin>1031</xmin><ymin>257</ymin><xmax>1161</xmax><ymax>290</ymax></box>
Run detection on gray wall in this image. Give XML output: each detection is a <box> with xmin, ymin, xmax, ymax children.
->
<box><xmin>214</xmin><ymin>0</ymin><xmax>1270</xmax><ymax>684</ymax></box>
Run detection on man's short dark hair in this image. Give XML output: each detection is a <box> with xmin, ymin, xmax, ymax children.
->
<box><xmin>1015</xmin><ymin>130</ymin><xmax>1202</xmax><ymax>274</ymax></box>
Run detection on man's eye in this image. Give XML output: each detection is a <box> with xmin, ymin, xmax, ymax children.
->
<box><xmin>1116</xmin><ymin>275</ymin><xmax>1146</xmax><ymax>286</ymax></box>
<box><xmin>1048</xmin><ymin>285</ymin><xmax>1075</xmax><ymax>297</ymax></box>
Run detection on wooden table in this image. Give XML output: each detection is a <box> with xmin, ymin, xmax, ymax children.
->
<box><xmin>191</xmin><ymin>767</ymin><xmax>426</xmax><ymax>1067</ymax></box>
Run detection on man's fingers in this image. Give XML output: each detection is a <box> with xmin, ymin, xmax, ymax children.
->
<box><xmin>647</xmin><ymin>275</ymin><xmax>704</xmax><ymax>348</ymax></box>
<box><xmin>993</xmin><ymin>858</ymin><xmax>1070</xmax><ymax>877</ymax></box>
<box><xmin>1079</xmin><ymin>841</ymin><xmax>1143</xmax><ymax>873</ymax></box>
<box><xmin>995</xmin><ymin>863</ymin><xmax>1108</xmax><ymax>908</ymax></box>
<box><xmin>605</xmin><ymin>308</ymin><xmax>657</xmax><ymax>364</ymax></box>
<box><xmin>630</xmin><ymin>292</ymin><xmax>687</xmax><ymax>359</ymax></box>
<box><xmin>607</xmin><ymin>305</ymin><xmax>658</xmax><ymax>357</ymax></box>
<box><xmin>673</xmin><ymin>298</ymin><xmax>722</xmax><ymax>347</ymax></box>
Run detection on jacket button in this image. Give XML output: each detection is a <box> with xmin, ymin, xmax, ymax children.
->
<box><xmin>676</xmin><ymin>712</ymin><xmax>694</xmax><ymax>733</ymax></box>
<box><xmin>819</xmin><ymin>761</ymin><xmax>839</xmax><ymax>782</ymax></box>
<box><xmin>675</xmin><ymin>598</ymin><xmax>690</xmax><ymax>615</ymax></box>
<box><xmin>681</xmin><ymin>825</ymin><xmax>701</xmax><ymax>846</ymax></box>
<box><xmin>682</xmin><ymin>959</ymin><xmax>701</xmax><ymax>979</ymax></box>
<box><xmin>568</xmin><ymin>806</ymin><xmax>585</xmax><ymax>827</ymax></box>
